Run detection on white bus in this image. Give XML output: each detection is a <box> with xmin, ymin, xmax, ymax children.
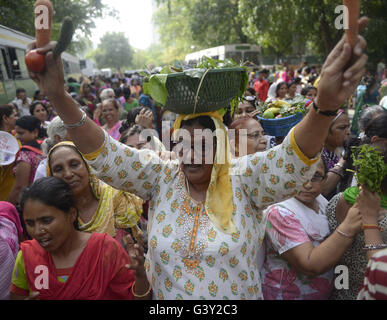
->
<box><xmin>185</xmin><ymin>43</ymin><xmax>262</xmax><ymax>67</ymax></box>
<box><xmin>80</xmin><ymin>59</ymin><xmax>100</xmax><ymax>78</ymax></box>
<box><xmin>0</xmin><ymin>24</ymin><xmax>81</xmax><ymax>104</ymax></box>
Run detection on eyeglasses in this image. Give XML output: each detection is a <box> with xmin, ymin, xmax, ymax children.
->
<box><xmin>310</xmin><ymin>174</ymin><xmax>326</xmax><ymax>182</ymax></box>
<box><xmin>239</xmin><ymin>131</ymin><xmax>265</xmax><ymax>139</ymax></box>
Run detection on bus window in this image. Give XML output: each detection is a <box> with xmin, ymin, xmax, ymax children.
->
<box><xmin>1</xmin><ymin>48</ymin><xmax>12</xmax><ymax>79</ymax></box>
<box><xmin>0</xmin><ymin>50</ymin><xmax>6</xmax><ymax>80</ymax></box>
<box><xmin>15</xmin><ymin>48</ymin><xmax>29</xmax><ymax>79</ymax></box>
<box><xmin>244</xmin><ymin>52</ymin><xmax>260</xmax><ymax>65</ymax></box>
<box><xmin>63</xmin><ymin>60</ymin><xmax>70</xmax><ymax>75</ymax></box>
<box><xmin>7</xmin><ymin>48</ymin><xmax>22</xmax><ymax>79</ymax></box>
<box><xmin>225</xmin><ymin>52</ymin><xmax>242</xmax><ymax>63</ymax></box>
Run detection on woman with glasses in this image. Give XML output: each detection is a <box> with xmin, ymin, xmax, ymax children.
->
<box><xmin>261</xmin><ymin>159</ymin><xmax>363</xmax><ymax>300</ymax></box>
<box><xmin>228</xmin><ymin>116</ymin><xmax>267</xmax><ymax>157</ymax></box>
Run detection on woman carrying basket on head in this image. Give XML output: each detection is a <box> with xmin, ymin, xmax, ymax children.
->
<box><xmin>26</xmin><ymin>17</ymin><xmax>368</xmax><ymax>300</ymax></box>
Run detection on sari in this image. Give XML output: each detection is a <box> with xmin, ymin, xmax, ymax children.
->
<box><xmin>0</xmin><ymin>202</ymin><xmax>23</xmax><ymax>299</ymax></box>
<box><xmin>11</xmin><ymin>233</ymin><xmax>135</xmax><ymax>300</ymax></box>
<box><xmin>106</xmin><ymin>121</ymin><xmax>122</xmax><ymax>140</ymax></box>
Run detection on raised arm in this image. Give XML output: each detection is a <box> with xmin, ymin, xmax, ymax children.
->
<box><xmin>27</xmin><ymin>42</ymin><xmax>104</xmax><ymax>154</ymax></box>
<box><xmin>293</xmin><ymin>17</ymin><xmax>368</xmax><ymax>159</ymax></box>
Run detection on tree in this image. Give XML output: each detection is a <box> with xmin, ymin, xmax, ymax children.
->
<box><xmin>94</xmin><ymin>32</ymin><xmax>133</xmax><ymax>71</ymax></box>
<box><xmin>189</xmin><ymin>0</ymin><xmax>250</xmax><ymax>48</ymax></box>
<box><xmin>153</xmin><ymin>0</ymin><xmax>195</xmax><ymax>61</ymax></box>
<box><xmin>0</xmin><ymin>0</ymin><xmax>116</xmax><ymax>54</ymax></box>
<box><xmin>239</xmin><ymin>0</ymin><xmax>387</xmax><ymax>62</ymax></box>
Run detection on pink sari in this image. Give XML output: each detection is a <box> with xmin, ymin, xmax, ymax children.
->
<box><xmin>107</xmin><ymin>121</ymin><xmax>122</xmax><ymax>140</ymax></box>
<box><xmin>0</xmin><ymin>202</ymin><xmax>23</xmax><ymax>299</ymax></box>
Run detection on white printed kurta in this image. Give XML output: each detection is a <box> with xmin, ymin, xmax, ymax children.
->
<box><xmin>85</xmin><ymin>128</ymin><xmax>320</xmax><ymax>300</ymax></box>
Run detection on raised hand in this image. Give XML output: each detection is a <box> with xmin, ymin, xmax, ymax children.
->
<box><xmin>135</xmin><ymin>108</ymin><xmax>154</xmax><ymax>129</ymax></box>
<box><xmin>27</xmin><ymin>41</ymin><xmax>65</xmax><ymax>99</ymax></box>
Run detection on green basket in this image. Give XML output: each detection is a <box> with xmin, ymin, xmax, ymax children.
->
<box><xmin>161</xmin><ymin>67</ymin><xmax>246</xmax><ymax>114</ymax></box>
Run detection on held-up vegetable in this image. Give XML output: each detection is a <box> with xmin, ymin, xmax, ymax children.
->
<box><xmin>349</xmin><ymin>145</ymin><xmax>387</xmax><ymax>193</ymax></box>
<box><xmin>25</xmin><ymin>50</ymin><xmax>46</xmax><ymax>73</ymax></box>
<box><xmin>34</xmin><ymin>0</ymin><xmax>53</xmax><ymax>48</ymax></box>
<box><xmin>53</xmin><ymin>17</ymin><xmax>74</xmax><ymax>60</ymax></box>
<box><xmin>25</xmin><ymin>0</ymin><xmax>53</xmax><ymax>73</ymax></box>
<box><xmin>343</xmin><ymin>0</ymin><xmax>360</xmax><ymax>48</ymax></box>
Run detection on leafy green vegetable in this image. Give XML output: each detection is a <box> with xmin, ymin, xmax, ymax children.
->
<box><xmin>144</xmin><ymin>56</ymin><xmax>248</xmax><ymax>115</ymax></box>
<box><xmin>256</xmin><ymin>96</ymin><xmax>308</xmax><ymax>119</ymax></box>
<box><xmin>350</xmin><ymin>145</ymin><xmax>387</xmax><ymax>193</ymax></box>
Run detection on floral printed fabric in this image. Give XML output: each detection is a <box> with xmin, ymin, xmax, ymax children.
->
<box><xmin>86</xmin><ymin>128</ymin><xmax>320</xmax><ymax>300</ymax></box>
<box><xmin>13</xmin><ymin>150</ymin><xmax>45</xmax><ymax>184</ymax></box>
<box><xmin>261</xmin><ymin>196</ymin><xmax>334</xmax><ymax>300</ymax></box>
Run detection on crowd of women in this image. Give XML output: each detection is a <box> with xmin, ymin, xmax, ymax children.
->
<box><xmin>1</xmin><ymin>17</ymin><xmax>387</xmax><ymax>300</ymax></box>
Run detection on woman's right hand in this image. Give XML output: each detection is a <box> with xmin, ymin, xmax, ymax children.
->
<box><xmin>27</xmin><ymin>41</ymin><xmax>65</xmax><ymax>99</ymax></box>
<box><xmin>357</xmin><ymin>186</ymin><xmax>381</xmax><ymax>224</ymax></box>
<box><xmin>339</xmin><ymin>203</ymin><xmax>363</xmax><ymax>237</ymax></box>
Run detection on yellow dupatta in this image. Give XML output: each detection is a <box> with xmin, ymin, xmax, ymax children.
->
<box><xmin>173</xmin><ymin>111</ymin><xmax>236</xmax><ymax>234</ymax></box>
<box><xmin>46</xmin><ymin>141</ymin><xmax>143</xmax><ymax>238</ymax></box>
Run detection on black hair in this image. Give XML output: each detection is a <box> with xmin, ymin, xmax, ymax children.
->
<box><xmin>180</xmin><ymin>116</ymin><xmax>216</xmax><ymax>132</ymax></box>
<box><xmin>0</xmin><ymin>104</ymin><xmax>14</xmax><ymax>128</ymax></box>
<box><xmin>16</xmin><ymin>88</ymin><xmax>26</xmax><ymax>95</ymax></box>
<box><xmin>275</xmin><ymin>82</ymin><xmax>287</xmax><ymax>97</ymax></box>
<box><xmin>301</xmin><ymin>86</ymin><xmax>317</xmax><ymax>97</ymax></box>
<box><xmin>33</xmin><ymin>90</ymin><xmax>42</xmax><ymax>100</ymax></box>
<box><xmin>21</xmin><ymin>177</ymin><xmax>79</xmax><ymax>230</ymax></box>
<box><xmin>119</xmin><ymin>124</ymin><xmax>145</xmax><ymax>144</ymax></box>
<box><xmin>29</xmin><ymin>100</ymin><xmax>48</xmax><ymax>117</ymax></box>
<box><xmin>365</xmin><ymin>113</ymin><xmax>387</xmax><ymax>140</ymax></box>
<box><xmin>15</xmin><ymin>115</ymin><xmax>46</xmax><ymax>139</ymax></box>
<box><xmin>245</xmin><ymin>87</ymin><xmax>256</xmax><ymax>96</ymax></box>
<box><xmin>114</xmin><ymin>88</ymin><xmax>122</xmax><ymax>98</ymax></box>
<box><xmin>365</xmin><ymin>76</ymin><xmax>377</xmax><ymax>101</ymax></box>
<box><xmin>122</xmin><ymin>87</ymin><xmax>131</xmax><ymax>100</ymax></box>
<box><xmin>288</xmin><ymin>81</ymin><xmax>298</xmax><ymax>88</ymax></box>
<box><xmin>293</xmin><ymin>77</ymin><xmax>301</xmax><ymax>84</ymax></box>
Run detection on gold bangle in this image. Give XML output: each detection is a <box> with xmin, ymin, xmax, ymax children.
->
<box><xmin>336</xmin><ymin>228</ymin><xmax>354</xmax><ymax>239</ymax></box>
<box><xmin>131</xmin><ymin>281</ymin><xmax>151</xmax><ymax>298</ymax></box>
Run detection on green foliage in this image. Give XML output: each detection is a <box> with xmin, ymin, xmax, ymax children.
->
<box><xmin>0</xmin><ymin>0</ymin><xmax>116</xmax><ymax>54</ymax></box>
<box><xmin>153</xmin><ymin>0</ymin><xmax>250</xmax><ymax>65</ymax></box>
<box><xmin>350</xmin><ymin>145</ymin><xmax>387</xmax><ymax>193</ymax></box>
<box><xmin>93</xmin><ymin>32</ymin><xmax>133</xmax><ymax>71</ymax></box>
<box><xmin>153</xmin><ymin>0</ymin><xmax>387</xmax><ymax>64</ymax></box>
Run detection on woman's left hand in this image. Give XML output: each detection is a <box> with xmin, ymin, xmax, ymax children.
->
<box><xmin>124</xmin><ymin>234</ymin><xmax>146</xmax><ymax>277</ymax></box>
